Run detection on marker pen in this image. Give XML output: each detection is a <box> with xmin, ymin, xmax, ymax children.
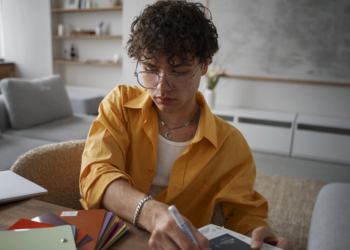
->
<box><xmin>168</xmin><ymin>205</ymin><xmax>199</xmax><ymax>247</ymax></box>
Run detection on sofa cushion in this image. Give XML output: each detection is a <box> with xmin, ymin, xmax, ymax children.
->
<box><xmin>67</xmin><ymin>92</ymin><xmax>104</xmax><ymax>115</ymax></box>
<box><xmin>4</xmin><ymin>114</ymin><xmax>96</xmax><ymax>142</ymax></box>
<box><xmin>0</xmin><ymin>134</ymin><xmax>52</xmax><ymax>171</ymax></box>
<box><xmin>0</xmin><ymin>95</ymin><xmax>10</xmax><ymax>131</ymax></box>
<box><xmin>0</xmin><ymin>75</ymin><xmax>73</xmax><ymax>129</ymax></box>
<box><xmin>307</xmin><ymin>183</ymin><xmax>350</xmax><ymax>250</ymax></box>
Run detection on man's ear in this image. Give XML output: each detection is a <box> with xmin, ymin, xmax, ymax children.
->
<box><xmin>201</xmin><ymin>59</ymin><xmax>210</xmax><ymax>76</ymax></box>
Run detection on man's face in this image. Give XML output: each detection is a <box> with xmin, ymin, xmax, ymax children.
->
<box><xmin>139</xmin><ymin>56</ymin><xmax>209</xmax><ymax>114</ymax></box>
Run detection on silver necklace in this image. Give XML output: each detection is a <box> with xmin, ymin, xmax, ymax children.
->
<box><xmin>157</xmin><ymin>107</ymin><xmax>200</xmax><ymax>140</ymax></box>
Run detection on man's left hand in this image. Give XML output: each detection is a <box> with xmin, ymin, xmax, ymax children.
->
<box><xmin>247</xmin><ymin>226</ymin><xmax>294</xmax><ymax>250</ymax></box>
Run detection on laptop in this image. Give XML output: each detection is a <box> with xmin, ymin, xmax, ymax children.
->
<box><xmin>0</xmin><ymin>170</ymin><xmax>47</xmax><ymax>204</ymax></box>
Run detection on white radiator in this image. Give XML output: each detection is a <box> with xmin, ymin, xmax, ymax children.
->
<box><xmin>212</xmin><ymin>109</ymin><xmax>297</xmax><ymax>156</ymax></box>
<box><xmin>292</xmin><ymin>114</ymin><xmax>350</xmax><ymax>165</ymax></box>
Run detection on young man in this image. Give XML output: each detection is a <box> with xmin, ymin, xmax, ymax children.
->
<box><xmin>80</xmin><ymin>1</ymin><xmax>293</xmax><ymax>249</ymax></box>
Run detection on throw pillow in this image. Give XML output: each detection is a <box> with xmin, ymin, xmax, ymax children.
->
<box><xmin>0</xmin><ymin>75</ymin><xmax>73</xmax><ymax>129</ymax></box>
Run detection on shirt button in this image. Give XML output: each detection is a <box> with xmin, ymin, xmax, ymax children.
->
<box><xmin>148</xmin><ymin>167</ymin><xmax>153</xmax><ymax>171</ymax></box>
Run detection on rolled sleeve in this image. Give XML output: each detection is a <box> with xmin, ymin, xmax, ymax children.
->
<box><xmin>80</xmin><ymin>164</ymin><xmax>134</xmax><ymax>209</ymax></box>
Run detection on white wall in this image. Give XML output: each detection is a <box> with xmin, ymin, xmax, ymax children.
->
<box><xmin>1</xmin><ymin>0</ymin><xmax>53</xmax><ymax>78</ymax></box>
<box><xmin>123</xmin><ymin>0</ymin><xmax>350</xmax><ymax>120</ymax></box>
<box><xmin>205</xmin><ymin>0</ymin><xmax>350</xmax><ymax>119</ymax></box>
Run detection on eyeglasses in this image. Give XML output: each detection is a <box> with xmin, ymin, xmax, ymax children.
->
<box><xmin>134</xmin><ymin>61</ymin><xmax>201</xmax><ymax>91</ymax></box>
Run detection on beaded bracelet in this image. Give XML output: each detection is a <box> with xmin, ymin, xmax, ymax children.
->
<box><xmin>133</xmin><ymin>196</ymin><xmax>154</xmax><ymax>228</ymax></box>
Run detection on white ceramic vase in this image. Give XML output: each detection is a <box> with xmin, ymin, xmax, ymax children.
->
<box><xmin>204</xmin><ymin>89</ymin><xmax>215</xmax><ymax>110</ymax></box>
<box><xmin>95</xmin><ymin>27</ymin><xmax>101</xmax><ymax>36</ymax></box>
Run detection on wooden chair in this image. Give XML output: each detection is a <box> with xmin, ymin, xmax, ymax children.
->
<box><xmin>11</xmin><ymin>140</ymin><xmax>85</xmax><ymax>210</ymax></box>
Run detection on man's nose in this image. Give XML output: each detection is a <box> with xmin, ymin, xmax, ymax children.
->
<box><xmin>157</xmin><ymin>75</ymin><xmax>172</xmax><ymax>91</ymax></box>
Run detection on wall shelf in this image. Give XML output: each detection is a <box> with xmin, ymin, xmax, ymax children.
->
<box><xmin>53</xmin><ymin>35</ymin><xmax>122</xmax><ymax>39</ymax></box>
<box><xmin>54</xmin><ymin>59</ymin><xmax>121</xmax><ymax>66</ymax></box>
<box><xmin>51</xmin><ymin>1</ymin><xmax>123</xmax><ymax>88</ymax></box>
<box><xmin>51</xmin><ymin>6</ymin><xmax>122</xmax><ymax>13</ymax></box>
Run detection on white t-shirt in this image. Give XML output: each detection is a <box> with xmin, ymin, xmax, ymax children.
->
<box><xmin>148</xmin><ymin>110</ymin><xmax>201</xmax><ymax>197</ymax></box>
<box><xmin>148</xmin><ymin>136</ymin><xmax>191</xmax><ymax>197</ymax></box>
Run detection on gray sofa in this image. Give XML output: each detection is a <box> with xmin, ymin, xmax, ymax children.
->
<box><xmin>0</xmin><ymin>75</ymin><xmax>97</xmax><ymax>171</ymax></box>
<box><xmin>307</xmin><ymin>182</ymin><xmax>350</xmax><ymax>250</ymax></box>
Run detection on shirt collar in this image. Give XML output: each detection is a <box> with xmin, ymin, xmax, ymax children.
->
<box><xmin>124</xmin><ymin>90</ymin><xmax>218</xmax><ymax>148</ymax></box>
<box><xmin>124</xmin><ymin>90</ymin><xmax>151</xmax><ymax>109</ymax></box>
<box><xmin>124</xmin><ymin>90</ymin><xmax>153</xmax><ymax>119</ymax></box>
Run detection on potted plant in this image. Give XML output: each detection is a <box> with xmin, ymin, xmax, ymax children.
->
<box><xmin>204</xmin><ymin>66</ymin><xmax>225</xmax><ymax>109</ymax></box>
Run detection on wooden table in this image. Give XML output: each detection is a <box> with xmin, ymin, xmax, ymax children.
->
<box><xmin>0</xmin><ymin>199</ymin><xmax>151</xmax><ymax>249</ymax></box>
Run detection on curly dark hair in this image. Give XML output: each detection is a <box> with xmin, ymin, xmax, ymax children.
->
<box><xmin>126</xmin><ymin>0</ymin><xmax>219</xmax><ymax>65</ymax></box>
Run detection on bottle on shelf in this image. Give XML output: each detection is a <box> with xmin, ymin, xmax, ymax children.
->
<box><xmin>70</xmin><ymin>44</ymin><xmax>78</xmax><ymax>60</ymax></box>
<box><xmin>64</xmin><ymin>49</ymin><xmax>68</xmax><ymax>60</ymax></box>
<box><xmin>86</xmin><ymin>0</ymin><xmax>91</xmax><ymax>9</ymax></box>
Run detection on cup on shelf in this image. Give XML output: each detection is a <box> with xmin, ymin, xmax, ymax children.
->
<box><xmin>113</xmin><ymin>53</ymin><xmax>119</xmax><ymax>63</ymax></box>
<box><xmin>58</xmin><ymin>24</ymin><xmax>64</xmax><ymax>36</ymax></box>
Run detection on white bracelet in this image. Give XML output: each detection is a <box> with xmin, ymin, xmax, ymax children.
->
<box><xmin>133</xmin><ymin>196</ymin><xmax>153</xmax><ymax>228</ymax></box>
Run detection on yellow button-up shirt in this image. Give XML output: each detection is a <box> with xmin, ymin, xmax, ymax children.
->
<box><xmin>80</xmin><ymin>85</ymin><xmax>269</xmax><ymax>234</ymax></box>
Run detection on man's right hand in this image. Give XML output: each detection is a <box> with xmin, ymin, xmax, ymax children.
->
<box><xmin>102</xmin><ymin>179</ymin><xmax>209</xmax><ymax>250</ymax></box>
<box><xmin>146</xmin><ymin>203</ymin><xmax>209</xmax><ymax>250</ymax></box>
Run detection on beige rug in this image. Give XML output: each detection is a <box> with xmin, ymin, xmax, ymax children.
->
<box><xmin>255</xmin><ymin>173</ymin><xmax>326</xmax><ymax>250</ymax></box>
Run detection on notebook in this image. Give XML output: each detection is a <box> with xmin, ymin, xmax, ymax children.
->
<box><xmin>57</xmin><ymin>209</ymin><xmax>107</xmax><ymax>250</ymax></box>
<box><xmin>199</xmin><ymin>224</ymin><xmax>282</xmax><ymax>250</ymax></box>
<box><xmin>8</xmin><ymin>218</ymin><xmax>77</xmax><ymax>241</ymax></box>
<box><xmin>32</xmin><ymin>212</ymin><xmax>91</xmax><ymax>246</ymax></box>
<box><xmin>8</xmin><ymin>218</ymin><xmax>56</xmax><ymax>230</ymax></box>
<box><xmin>99</xmin><ymin>221</ymin><xmax>128</xmax><ymax>250</ymax></box>
<box><xmin>95</xmin><ymin>215</ymin><xmax>118</xmax><ymax>249</ymax></box>
<box><xmin>56</xmin><ymin>209</ymin><xmax>130</xmax><ymax>250</ymax></box>
<box><xmin>6</xmin><ymin>209</ymin><xmax>128</xmax><ymax>250</ymax></box>
<box><xmin>0</xmin><ymin>225</ymin><xmax>76</xmax><ymax>250</ymax></box>
<box><xmin>97</xmin><ymin>212</ymin><xmax>113</xmax><ymax>243</ymax></box>
<box><xmin>0</xmin><ymin>170</ymin><xmax>47</xmax><ymax>204</ymax></box>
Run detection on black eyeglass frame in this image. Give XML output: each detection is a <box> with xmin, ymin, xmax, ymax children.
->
<box><xmin>134</xmin><ymin>61</ymin><xmax>202</xmax><ymax>91</ymax></box>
